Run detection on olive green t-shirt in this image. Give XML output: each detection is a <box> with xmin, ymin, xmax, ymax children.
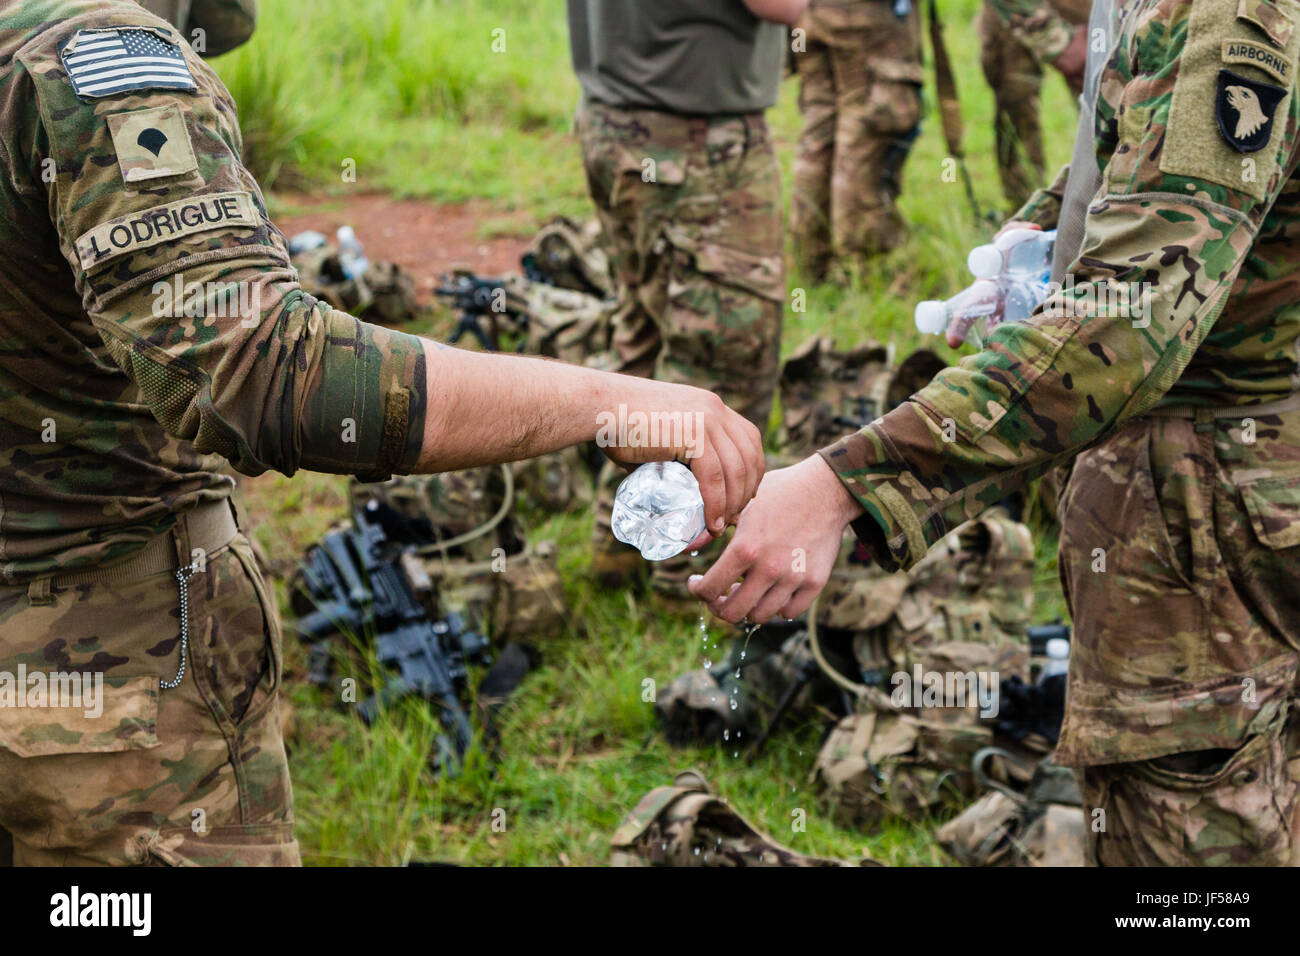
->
<box><xmin>567</xmin><ymin>0</ymin><xmax>786</xmax><ymax>116</ymax></box>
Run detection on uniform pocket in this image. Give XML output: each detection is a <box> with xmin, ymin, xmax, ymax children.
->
<box><xmin>190</xmin><ymin>536</ymin><xmax>282</xmax><ymax>731</ymax></box>
<box><xmin>1239</xmin><ymin>471</ymin><xmax>1300</xmax><ymax>549</ymax></box>
<box><xmin>146</xmin><ymin>822</ymin><xmax>300</xmax><ymax>867</ymax></box>
<box><xmin>0</xmin><ymin>673</ymin><xmax>159</xmax><ymax>757</ymax></box>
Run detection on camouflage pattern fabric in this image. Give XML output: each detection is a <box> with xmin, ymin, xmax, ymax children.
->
<box><xmin>0</xmin><ymin>517</ymin><xmax>298</xmax><ymax>865</ymax></box>
<box><xmin>937</xmin><ymin>755</ymin><xmax>1086</xmax><ymax>866</ymax></box>
<box><xmin>978</xmin><ymin>0</ymin><xmax>1091</xmax><ymax>211</ymax></box>
<box><xmin>814</xmin><ymin>709</ymin><xmax>995</xmax><ymax>827</ymax></box>
<box><xmin>819</xmin><ymin>0</ymin><xmax>1300</xmax><ymax>864</ymax></box>
<box><xmin>137</xmin><ymin>0</ymin><xmax>256</xmax><ymax>57</ymax></box>
<box><xmin>1081</xmin><ymin>707</ymin><xmax>1300</xmax><ymax>865</ymax></box>
<box><xmin>611</xmin><ymin>770</ymin><xmax>870</xmax><ymax>867</ymax></box>
<box><xmin>579</xmin><ymin>101</ymin><xmax>785</xmax><ymax>597</ymax></box>
<box><xmin>349</xmin><ymin>472</ymin><xmax>574</xmax><ymax>645</ymax></box>
<box><xmin>789</xmin><ymin>0</ymin><xmax>923</xmax><ymax>277</ymax></box>
<box><xmin>0</xmin><ymin>0</ymin><xmax>429</xmax><ymax>584</ymax></box>
<box><xmin>985</xmin><ymin>0</ymin><xmax>1079</xmax><ymax>66</ymax></box>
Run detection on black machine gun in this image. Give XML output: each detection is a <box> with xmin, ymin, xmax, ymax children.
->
<box><xmin>435</xmin><ymin>272</ymin><xmax>529</xmax><ymax>351</ymax></box>
<box><xmin>1027</xmin><ymin>621</ymin><xmax>1071</xmax><ymax>658</ymax></box>
<box><xmin>291</xmin><ymin>499</ymin><xmax>491</xmax><ymax>774</ymax></box>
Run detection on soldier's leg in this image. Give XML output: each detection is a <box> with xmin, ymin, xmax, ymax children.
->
<box><xmin>646</xmin><ymin>116</ymin><xmax>786</xmax><ymax>599</ymax></box>
<box><xmin>978</xmin><ymin>3</ymin><xmax>1045</xmax><ymax>213</ymax></box>
<box><xmin>1056</xmin><ymin>416</ymin><xmax>1300</xmax><ymax>866</ymax></box>
<box><xmin>0</xmin><ymin>509</ymin><xmax>298</xmax><ymax>866</ymax></box>
<box><xmin>578</xmin><ymin>105</ymin><xmax>669</xmax><ymax>585</ymax></box>
<box><xmin>829</xmin><ymin>9</ymin><xmax>922</xmax><ymax>263</ymax></box>
<box><xmin>1078</xmin><ymin>719</ymin><xmax>1299</xmax><ymax>866</ymax></box>
<box><xmin>790</xmin><ymin>39</ymin><xmax>837</xmax><ymax>282</ymax></box>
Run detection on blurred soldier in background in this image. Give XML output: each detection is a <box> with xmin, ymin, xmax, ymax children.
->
<box><xmin>980</xmin><ymin>0</ymin><xmax>1090</xmax><ymax>210</ymax></box>
<box><xmin>790</xmin><ymin>0</ymin><xmax>923</xmax><ymax>280</ymax></box>
<box><xmin>138</xmin><ymin>0</ymin><xmax>256</xmax><ymax>56</ymax></box>
<box><xmin>567</xmin><ymin>0</ymin><xmax>806</xmax><ymax>599</ymax></box>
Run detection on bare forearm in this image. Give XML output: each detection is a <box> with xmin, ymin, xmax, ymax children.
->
<box><xmin>413</xmin><ymin>341</ymin><xmax>620</xmax><ymax>472</ymax></box>
<box><xmin>743</xmin><ymin>0</ymin><xmax>809</xmax><ymax>25</ymax></box>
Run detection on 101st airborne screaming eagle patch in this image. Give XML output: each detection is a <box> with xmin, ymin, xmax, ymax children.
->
<box><xmin>1216</xmin><ymin>68</ymin><xmax>1290</xmax><ymax>151</ymax></box>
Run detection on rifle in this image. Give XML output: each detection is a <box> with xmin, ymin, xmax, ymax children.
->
<box><xmin>1027</xmin><ymin>621</ymin><xmax>1071</xmax><ymax>658</ymax></box>
<box><xmin>435</xmin><ymin>272</ymin><xmax>527</xmax><ymax>351</ymax></box>
<box><xmin>291</xmin><ymin>500</ymin><xmax>491</xmax><ymax>775</ymax></box>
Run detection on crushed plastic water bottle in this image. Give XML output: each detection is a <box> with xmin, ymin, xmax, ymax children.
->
<box><xmin>611</xmin><ymin>461</ymin><xmax>707</xmax><ymax>561</ymax></box>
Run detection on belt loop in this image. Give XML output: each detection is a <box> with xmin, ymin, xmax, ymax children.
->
<box><xmin>27</xmin><ymin>577</ymin><xmax>54</xmax><ymax>607</ymax></box>
<box><xmin>172</xmin><ymin>512</ymin><xmax>194</xmax><ymax>573</ymax></box>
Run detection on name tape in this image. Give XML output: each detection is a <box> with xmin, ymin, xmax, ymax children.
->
<box><xmin>75</xmin><ymin>191</ymin><xmax>259</xmax><ymax>270</ymax></box>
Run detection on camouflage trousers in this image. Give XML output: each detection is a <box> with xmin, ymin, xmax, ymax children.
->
<box><xmin>978</xmin><ymin>0</ymin><xmax>1089</xmax><ymax>212</ymax></box>
<box><xmin>0</xmin><ymin>499</ymin><xmax>299</xmax><ymax>866</ymax></box>
<box><xmin>1056</xmin><ymin>410</ymin><xmax>1300</xmax><ymax>865</ymax></box>
<box><xmin>578</xmin><ymin>102</ymin><xmax>785</xmax><ymax>597</ymax></box>
<box><xmin>789</xmin><ymin>1</ymin><xmax>922</xmax><ymax>278</ymax></box>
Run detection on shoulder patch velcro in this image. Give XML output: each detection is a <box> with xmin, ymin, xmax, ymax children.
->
<box><xmin>1216</xmin><ymin>69</ymin><xmax>1289</xmax><ymax>152</ymax></box>
<box><xmin>59</xmin><ymin>26</ymin><xmax>195</xmax><ymax>100</ymax></box>
<box><xmin>75</xmin><ymin>191</ymin><xmax>259</xmax><ymax>270</ymax></box>
<box><xmin>1238</xmin><ymin>0</ymin><xmax>1296</xmax><ymax>48</ymax></box>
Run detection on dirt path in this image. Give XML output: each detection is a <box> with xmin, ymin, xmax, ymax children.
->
<box><xmin>273</xmin><ymin>193</ymin><xmax>534</xmax><ymax>305</ymax></box>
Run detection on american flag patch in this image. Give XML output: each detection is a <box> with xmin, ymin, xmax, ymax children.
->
<box><xmin>59</xmin><ymin>27</ymin><xmax>196</xmax><ymax>99</ymax></box>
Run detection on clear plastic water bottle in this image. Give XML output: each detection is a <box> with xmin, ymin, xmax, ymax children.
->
<box><xmin>966</xmin><ymin>227</ymin><xmax>1055</xmax><ymax>283</ymax></box>
<box><xmin>915</xmin><ymin>228</ymin><xmax>1056</xmax><ymax>348</ymax></box>
<box><xmin>336</xmin><ymin>225</ymin><xmax>370</xmax><ymax>281</ymax></box>
<box><xmin>611</xmin><ymin>461</ymin><xmax>707</xmax><ymax>561</ymax></box>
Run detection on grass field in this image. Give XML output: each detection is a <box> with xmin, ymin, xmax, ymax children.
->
<box><xmin>213</xmin><ymin>0</ymin><xmax>1079</xmax><ymax>866</ymax></box>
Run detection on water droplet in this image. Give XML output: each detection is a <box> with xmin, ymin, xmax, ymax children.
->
<box><xmin>702</xmin><ymin>658</ymin><xmax>712</xmax><ymax>669</ymax></box>
<box><xmin>723</xmin><ymin>729</ymin><xmax>729</xmax><ymax>741</ymax></box>
<box><xmin>729</xmin><ymin>698</ymin><xmax>738</xmax><ymax>710</ymax></box>
<box><xmin>690</xmin><ymin>550</ymin><xmax>699</xmax><ymax>557</ymax></box>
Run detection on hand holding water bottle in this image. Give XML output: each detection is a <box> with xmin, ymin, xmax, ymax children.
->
<box><xmin>915</xmin><ymin>223</ymin><xmax>1055</xmax><ymax>349</ymax></box>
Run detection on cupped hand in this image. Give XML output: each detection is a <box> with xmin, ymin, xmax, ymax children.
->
<box><xmin>687</xmin><ymin>455</ymin><xmax>863</xmax><ymax>624</ymax></box>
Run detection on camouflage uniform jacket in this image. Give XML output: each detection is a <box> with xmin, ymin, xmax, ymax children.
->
<box><xmin>0</xmin><ymin>0</ymin><xmax>429</xmax><ymax>582</ymax></box>
<box><xmin>136</xmin><ymin>0</ymin><xmax>256</xmax><ymax>57</ymax></box>
<box><xmin>820</xmin><ymin>0</ymin><xmax>1300</xmax><ymax>752</ymax></box>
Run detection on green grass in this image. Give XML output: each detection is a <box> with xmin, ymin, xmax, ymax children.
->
<box><xmin>220</xmin><ymin>0</ymin><xmax>1079</xmax><ymax>866</ymax></box>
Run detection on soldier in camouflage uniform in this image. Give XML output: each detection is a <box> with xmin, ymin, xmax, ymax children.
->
<box><xmin>568</xmin><ymin>0</ymin><xmax>800</xmax><ymax>597</ymax></box>
<box><xmin>789</xmin><ymin>0</ymin><xmax>924</xmax><ymax>279</ymax></box>
<box><xmin>696</xmin><ymin>0</ymin><xmax>1300</xmax><ymax>866</ymax></box>
<box><xmin>0</xmin><ymin>0</ymin><xmax>764</xmax><ymax>865</ymax></box>
<box><xmin>139</xmin><ymin>0</ymin><xmax>255</xmax><ymax>57</ymax></box>
<box><xmin>979</xmin><ymin>0</ymin><xmax>1090</xmax><ymax>211</ymax></box>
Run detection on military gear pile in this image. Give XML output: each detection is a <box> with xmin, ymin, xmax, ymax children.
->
<box><xmin>936</xmin><ymin>752</ymin><xmax>1086</xmax><ymax>866</ymax></box>
<box><xmin>610</xmin><ymin>770</ymin><xmax>874</xmax><ymax>867</ymax></box>
<box><xmin>655</xmin><ymin>338</ymin><xmax>1041</xmax><ymax>832</ymax></box>
<box><xmin>289</xmin><ymin>232</ymin><xmax>422</xmax><ymax>326</ymax></box>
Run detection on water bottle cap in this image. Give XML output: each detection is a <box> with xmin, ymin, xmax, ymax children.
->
<box><xmin>1046</xmin><ymin>637</ymin><xmax>1070</xmax><ymax>660</ymax></box>
<box><xmin>967</xmin><ymin>244</ymin><xmax>1004</xmax><ymax>279</ymax></box>
<box><xmin>914</xmin><ymin>300</ymin><xmax>949</xmax><ymax>335</ymax></box>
